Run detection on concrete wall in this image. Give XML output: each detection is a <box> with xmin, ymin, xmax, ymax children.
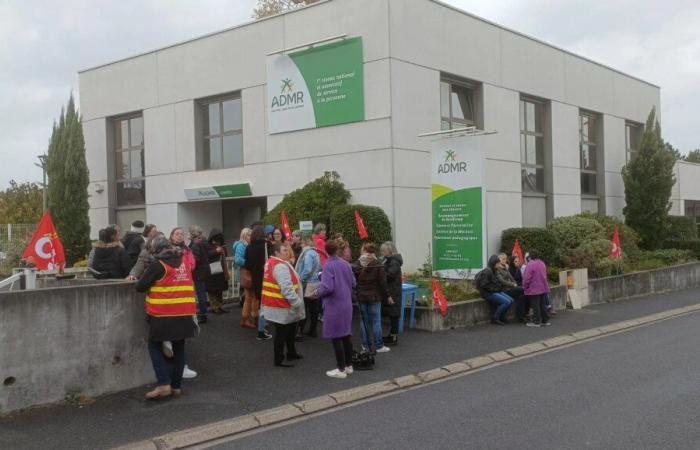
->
<box><xmin>0</xmin><ymin>282</ymin><xmax>151</xmax><ymax>414</ymax></box>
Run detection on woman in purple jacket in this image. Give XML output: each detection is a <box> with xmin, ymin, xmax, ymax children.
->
<box><xmin>314</xmin><ymin>239</ymin><xmax>357</xmax><ymax>379</ymax></box>
<box><xmin>522</xmin><ymin>251</ymin><xmax>551</xmax><ymax>327</ymax></box>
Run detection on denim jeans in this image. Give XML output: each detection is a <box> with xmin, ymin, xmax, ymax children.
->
<box><xmin>485</xmin><ymin>292</ymin><xmax>514</xmax><ymax>321</ymax></box>
<box><xmin>148</xmin><ymin>339</ymin><xmax>185</xmax><ymax>389</ymax></box>
<box><xmin>194</xmin><ymin>280</ymin><xmax>208</xmax><ymax>316</ymax></box>
<box><xmin>359</xmin><ymin>302</ymin><xmax>383</xmax><ymax>350</ymax></box>
<box><xmin>258</xmin><ymin>314</ymin><xmax>267</xmax><ymax>332</ymax></box>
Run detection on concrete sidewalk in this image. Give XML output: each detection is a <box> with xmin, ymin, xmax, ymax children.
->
<box><xmin>2</xmin><ymin>288</ymin><xmax>700</xmax><ymax>449</ymax></box>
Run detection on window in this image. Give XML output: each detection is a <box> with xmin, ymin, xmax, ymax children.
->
<box><xmin>114</xmin><ymin>116</ymin><xmax>145</xmax><ymax>206</ymax></box>
<box><xmin>440</xmin><ymin>79</ymin><xmax>476</xmax><ymax>130</ymax></box>
<box><xmin>520</xmin><ymin>99</ymin><xmax>545</xmax><ymax>193</ymax></box>
<box><xmin>201</xmin><ymin>95</ymin><xmax>243</xmax><ymax>170</ymax></box>
<box><xmin>684</xmin><ymin>200</ymin><xmax>700</xmax><ymax>235</ymax></box>
<box><xmin>626</xmin><ymin>122</ymin><xmax>642</xmax><ymax>163</ymax></box>
<box><xmin>580</xmin><ymin>112</ymin><xmax>599</xmax><ymax>196</ymax></box>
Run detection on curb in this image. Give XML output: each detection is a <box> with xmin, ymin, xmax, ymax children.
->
<box><xmin>115</xmin><ymin>303</ymin><xmax>700</xmax><ymax>449</ymax></box>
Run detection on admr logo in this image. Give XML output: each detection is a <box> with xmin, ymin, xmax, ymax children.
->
<box><xmin>271</xmin><ymin>78</ymin><xmax>304</xmax><ymax>109</ymax></box>
<box><xmin>438</xmin><ymin>149</ymin><xmax>468</xmax><ymax>174</ymax></box>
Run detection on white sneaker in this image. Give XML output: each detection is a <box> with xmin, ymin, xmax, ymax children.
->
<box><xmin>182</xmin><ymin>365</ymin><xmax>197</xmax><ymax>379</ymax></box>
<box><xmin>326</xmin><ymin>368</ymin><xmax>347</xmax><ymax>379</ymax></box>
<box><xmin>345</xmin><ymin>366</ymin><xmax>354</xmax><ymax>375</ymax></box>
<box><xmin>376</xmin><ymin>346</ymin><xmax>391</xmax><ymax>353</ymax></box>
<box><xmin>162</xmin><ymin>341</ymin><xmax>173</xmax><ymax>358</ymax></box>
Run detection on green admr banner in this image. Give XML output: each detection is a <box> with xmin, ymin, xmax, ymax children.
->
<box><xmin>431</xmin><ymin>136</ymin><xmax>486</xmax><ymax>278</ymax></box>
<box><xmin>266</xmin><ymin>37</ymin><xmax>364</xmax><ymax>134</ymax></box>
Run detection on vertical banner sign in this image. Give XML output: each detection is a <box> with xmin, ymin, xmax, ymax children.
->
<box><xmin>431</xmin><ymin>136</ymin><xmax>486</xmax><ymax>278</ymax></box>
<box><xmin>267</xmin><ymin>37</ymin><xmax>364</xmax><ymax>134</ymax></box>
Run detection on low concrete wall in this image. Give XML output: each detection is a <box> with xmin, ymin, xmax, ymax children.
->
<box><xmin>588</xmin><ymin>262</ymin><xmax>700</xmax><ymax>304</ymax></box>
<box><xmin>413</xmin><ymin>286</ymin><xmax>568</xmax><ymax>332</ymax></box>
<box><xmin>0</xmin><ymin>281</ymin><xmax>152</xmax><ymax>414</ymax></box>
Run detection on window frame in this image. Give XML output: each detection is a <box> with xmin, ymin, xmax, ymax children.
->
<box><xmin>440</xmin><ymin>78</ymin><xmax>477</xmax><ymax>131</ymax></box>
<box><xmin>625</xmin><ymin>121</ymin><xmax>642</xmax><ymax>163</ymax></box>
<box><xmin>579</xmin><ymin>111</ymin><xmax>599</xmax><ymax>197</ymax></box>
<box><xmin>520</xmin><ymin>97</ymin><xmax>546</xmax><ymax>195</ymax></box>
<box><xmin>113</xmin><ymin>114</ymin><xmax>145</xmax><ymax>207</ymax></box>
<box><xmin>199</xmin><ymin>93</ymin><xmax>243</xmax><ymax>170</ymax></box>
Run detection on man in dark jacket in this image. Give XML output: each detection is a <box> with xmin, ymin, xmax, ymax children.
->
<box><xmin>92</xmin><ymin>227</ymin><xmax>132</xmax><ymax>279</ymax></box>
<box><xmin>205</xmin><ymin>228</ymin><xmax>229</xmax><ymax>314</ymax></box>
<box><xmin>126</xmin><ymin>224</ymin><xmax>157</xmax><ymax>270</ymax></box>
<box><xmin>380</xmin><ymin>241</ymin><xmax>403</xmax><ymax>346</ymax></box>
<box><xmin>476</xmin><ymin>254</ymin><xmax>514</xmax><ymax>325</ymax></box>
<box><xmin>121</xmin><ymin>220</ymin><xmax>144</xmax><ymax>255</ymax></box>
<box><xmin>188</xmin><ymin>225</ymin><xmax>215</xmax><ymax>323</ymax></box>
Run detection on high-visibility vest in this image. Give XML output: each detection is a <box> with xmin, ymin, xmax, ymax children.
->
<box><xmin>261</xmin><ymin>257</ymin><xmax>300</xmax><ymax>309</ymax></box>
<box><xmin>145</xmin><ymin>260</ymin><xmax>197</xmax><ymax>317</ymax></box>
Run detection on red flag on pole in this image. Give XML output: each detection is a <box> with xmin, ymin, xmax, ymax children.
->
<box><xmin>431</xmin><ymin>278</ymin><xmax>448</xmax><ymax>317</ymax></box>
<box><xmin>512</xmin><ymin>239</ymin><xmax>524</xmax><ymax>262</ymax></box>
<box><xmin>280</xmin><ymin>210</ymin><xmax>292</xmax><ymax>240</ymax></box>
<box><xmin>354</xmin><ymin>210</ymin><xmax>369</xmax><ymax>239</ymax></box>
<box><xmin>22</xmin><ymin>210</ymin><xmax>66</xmax><ymax>271</ymax></box>
<box><xmin>610</xmin><ymin>224</ymin><xmax>622</xmax><ymax>259</ymax></box>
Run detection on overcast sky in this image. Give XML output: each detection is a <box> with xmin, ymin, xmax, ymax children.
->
<box><xmin>1</xmin><ymin>0</ymin><xmax>698</xmax><ymax>188</ymax></box>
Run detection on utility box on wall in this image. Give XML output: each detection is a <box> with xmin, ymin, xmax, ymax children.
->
<box><xmin>560</xmin><ymin>268</ymin><xmax>589</xmax><ymax>309</ymax></box>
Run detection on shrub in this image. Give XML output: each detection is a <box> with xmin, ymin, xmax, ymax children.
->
<box><xmin>561</xmin><ymin>238</ymin><xmax>611</xmax><ymax>278</ymax></box>
<box><xmin>547</xmin><ymin>265</ymin><xmax>564</xmax><ymax>283</ymax></box>
<box><xmin>666</xmin><ymin>216</ymin><xmax>697</xmax><ymax>241</ymax></box>
<box><xmin>438</xmin><ymin>278</ymin><xmax>480</xmax><ymax>303</ymax></box>
<box><xmin>662</xmin><ymin>239</ymin><xmax>700</xmax><ymax>259</ymax></box>
<box><xmin>500</xmin><ymin>228</ymin><xmax>557</xmax><ymax>265</ymax></box>
<box><xmin>262</xmin><ymin>171</ymin><xmax>351</xmax><ymax>230</ymax></box>
<box><xmin>73</xmin><ymin>259</ymin><xmax>88</xmax><ymax>268</ymax></box>
<box><xmin>596</xmin><ymin>257</ymin><xmax>625</xmax><ymax>278</ymax></box>
<box><xmin>577</xmin><ymin>212</ymin><xmax>640</xmax><ymax>258</ymax></box>
<box><xmin>547</xmin><ymin>216</ymin><xmax>605</xmax><ymax>254</ymax></box>
<box><xmin>626</xmin><ymin>249</ymin><xmax>694</xmax><ymax>272</ymax></box>
<box><xmin>329</xmin><ymin>204</ymin><xmax>392</xmax><ymax>260</ymax></box>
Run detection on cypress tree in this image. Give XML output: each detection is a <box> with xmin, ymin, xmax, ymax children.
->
<box><xmin>622</xmin><ymin>108</ymin><xmax>676</xmax><ymax>249</ymax></box>
<box><xmin>47</xmin><ymin>94</ymin><xmax>91</xmax><ymax>265</ymax></box>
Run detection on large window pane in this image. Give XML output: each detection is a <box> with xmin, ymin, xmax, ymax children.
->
<box><xmin>534</xmin><ymin>102</ymin><xmax>543</xmax><ymax>133</ymax></box>
<box><xmin>116</xmin><ymin>180</ymin><xmax>145</xmax><ymax>206</ymax></box>
<box><xmin>519</xmin><ymin>100</ymin><xmax>525</xmax><ymax>131</ymax></box>
<box><xmin>440</xmin><ymin>82</ymin><xmax>450</xmax><ymax>118</ymax></box>
<box><xmin>526</xmin><ymin>135</ymin><xmax>536</xmax><ymax>165</ymax></box>
<box><xmin>222</xmin><ymin>134</ymin><xmax>243</xmax><ymax>168</ymax></box>
<box><xmin>520</xmin><ymin>134</ymin><xmax>526</xmax><ymax>163</ymax></box>
<box><xmin>522</xmin><ymin>167</ymin><xmax>545</xmax><ymax>193</ymax></box>
<box><xmin>118</xmin><ymin>120</ymin><xmax>129</xmax><ymax>150</ymax></box>
<box><xmin>206</xmin><ymin>137</ymin><xmax>222</xmax><ymax>169</ymax></box>
<box><xmin>223</xmin><ymin>98</ymin><xmax>242</xmax><ymax>132</ymax></box>
<box><xmin>129</xmin><ymin>117</ymin><xmax>143</xmax><ymax>147</ymax></box>
<box><xmin>581</xmin><ymin>144</ymin><xmax>596</xmax><ymax>170</ymax></box>
<box><xmin>581</xmin><ymin>172</ymin><xmax>597</xmax><ymax>195</ymax></box>
<box><xmin>581</xmin><ymin>115</ymin><xmax>596</xmax><ymax>143</ymax></box>
<box><xmin>450</xmin><ymin>85</ymin><xmax>473</xmax><ymax>123</ymax></box>
<box><xmin>130</xmin><ymin>150</ymin><xmax>144</xmax><ymax>178</ymax></box>
<box><xmin>526</xmin><ymin>102</ymin><xmax>536</xmax><ymax>132</ymax></box>
<box><xmin>535</xmin><ymin>136</ymin><xmax>544</xmax><ymax>165</ymax></box>
<box><xmin>115</xmin><ymin>151</ymin><xmax>128</xmax><ymax>180</ymax></box>
<box><xmin>206</xmin><ymin>103</ymin><xmax>221</xmax><ymax>136</ymax></box>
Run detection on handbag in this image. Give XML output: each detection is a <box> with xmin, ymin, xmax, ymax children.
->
<box><xmin>304</xmin><ymin>281</ymin><xmax>321</xmax><ymax>298</ymax></box>
<box><xmin>209</xmin><ymin>260</ymin><xmax>223</xmax><ymax>275</ymax></box>
<box><xmin>239</xmin><ymin>267</ymin><xmax>252</xmax><ymax>289</ymax></box>
<box><xmin>352</xmin><ymin>350</ymin><xmax>375</xmax><ymax>370</ymax></box>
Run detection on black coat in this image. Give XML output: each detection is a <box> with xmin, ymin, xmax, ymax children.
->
<box><xmin>189</xmin><ymin>237</ymin><xmax>216</xmax><ymax>282</ymax></box>
<box><xmin>91</xmin><ymin>242</ymin><xmax>131</xmax><ymax>279</ymax></box>
<box><xmin>135</xmin><ymin>248</ymin><xmax>198</xmax><ymax>342</ymax></box>
<box><xmin>244</xmin><ymin>239</ymin><xmax>267</xmax><ymax>300</ymax></box>
<box><xmin>125</xmin><ymin>235</ymin><xmax>145</xmax><ymax>269</ymax></box>
<box><xmin>121</xmin><ymin>232</ymin><xmax>141</xmax><ymax>255</ymax></box>
<box><xmin>382</xmin><ymin>254</ymin><xmax>403</xmax><ymax>318</ymax></box>
<box><xmin>353</xmin><ymin>259</ymin><xmax>389</xmax><ymax>303</ymax></box>
<box><xmin>205</xmin><ymin>229</ymin><xmax>229</xmax><ymax>293</ymax></box>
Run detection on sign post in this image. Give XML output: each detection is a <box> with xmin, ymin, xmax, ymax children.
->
<box><xmin>431</xmin><ymin>135</ymin><xmax>486</xmax><ymax>278</ymax></box>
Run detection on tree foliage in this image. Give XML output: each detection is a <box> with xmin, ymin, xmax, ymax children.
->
<box><xmin>330</xmin><ymin>204</ymin><xmax>392</xmax><ymax>260</ymax></box>
<box><xmin>252</xmin><ymin>0</ymin><xmax>319</xmax><ymax>19</ymax></box>
<box><xmin>0</xmin><ymin>181</ymin><xmax>42</xmax><ymax>224</ymax></box>
<box><xmin>47</xmin><ymin>94</ymin><xmax>91</xmax><ymax>265</ymax></box>
<box><xmin>622</xmin><ymin>108</ymin><xmax>676</xmax><ymax>249</ymax></box>
<box><xmin>685</xmin><ymin>149</ymin><xmax>700</xmax><ymax>164</ymax></box>
<box><xmin>263</xmin><ymin>171</ymin><xmax>351</xmax><ymax>229</ymax></box>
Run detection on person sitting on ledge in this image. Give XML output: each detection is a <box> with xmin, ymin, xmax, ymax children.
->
<box><xmin>475</xmin><ymin>254</ymin><xmax>514</xmax><ymax>325</ymax></box>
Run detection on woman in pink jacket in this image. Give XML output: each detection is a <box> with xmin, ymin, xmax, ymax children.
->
<box><xmin>522</xmin><ymin>250</ymin><xmax>551</xmax><ymax>327</ymax></box>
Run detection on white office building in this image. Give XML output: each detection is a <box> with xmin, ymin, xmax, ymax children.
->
<box><xmin>80</xmin><ymin>0</ymin><xmax>675</xmax><ymax>271</ymax></box>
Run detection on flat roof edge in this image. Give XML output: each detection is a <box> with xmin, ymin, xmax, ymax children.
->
<box><xmin>428</xmin><ymin>0</ymin><xmax>659</xmax><ymax>89</ymax></box>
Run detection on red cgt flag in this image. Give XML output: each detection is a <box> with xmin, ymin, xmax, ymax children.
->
<box><xmin>280</xmin><ymin>210</ymin><xmax>293</xmax><ymax>240</ymax></box>
<box><xmin>431</xmin><ymin>278</ymin><xmax>448</xmax><ymax>317</ymax></box>
<box><xmin>610</xmin><ymin>224</ymin><xmax>622</xmax><ymax>259</ymax></box>
<box><xmin>512</xmin><ymin>239</ymin><xmax>524</xmax><ymax>262</ymax></box>
<box><xmin>354</xmin><ymin>210</ymin><xmax>369</xmax><ymax>240</ymax></box>
<box><xmin>22</xmin><ymin>210</ymin><xmax>66</xmax><ymax>271</ymax></box>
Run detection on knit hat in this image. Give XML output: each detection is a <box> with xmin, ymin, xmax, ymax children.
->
<box><xmin>131</xmin><ymin>220</ymin><xmax>145</xmax><ymax>233</ymax></box>
<box><xmin>264</xmin><ymin>225</ymin><xmax>275</xmax><ymax>234</ymax></box>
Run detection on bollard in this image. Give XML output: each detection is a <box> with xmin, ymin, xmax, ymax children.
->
<box><xmin>19</xmin><ymin>273</ymin><xmax>26</xmax><ymax>290</ymax></box>
<box><xmin>22</xmin><ymin>268</ymin><xmax>37</xmax><ymax>290</ymax></box>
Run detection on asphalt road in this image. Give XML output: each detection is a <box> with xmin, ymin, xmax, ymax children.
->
<box><xmin>3</xmin><ymin>288</ymin><xmax>700</xmax><ymax>449</ymax></box>
<box><xmin>213</xmin><ymin>310</ymin><xmax>700</xmax><ymax>450</ymax></box>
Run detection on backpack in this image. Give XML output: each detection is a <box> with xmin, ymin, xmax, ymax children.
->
<box><xmin>474</xmin><ymin>268</ymin><xmax>490</xmax><ymax>289</ymax></box>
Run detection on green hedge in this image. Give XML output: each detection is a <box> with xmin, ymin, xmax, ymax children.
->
<box><xmin>577</xmin><ymin>212</ymin><xmax>640</xmax><ymax>257</ymax></box>
<box><xmin>547</xmin><ymin>215</ymin><xmax>605</xmax><ymax>252</ymax></box>
<box><xmin>662</xmin><ymin>239</ymin><xmax>700</xmax><ymax>259</ymax></box>
<box><xmin>500</xmin><ymin>227</ymin><xmax>557</xmax><ymax>265</ymax></box>
<box><xmin>666</xmin><ymin>216</ymin><xmax>698</xmax><ymax>241</ymax></box>
<box><xmin>329</xmin><ymin>204</ymin><xmax>392</xmax><ymax>260</ymax></box>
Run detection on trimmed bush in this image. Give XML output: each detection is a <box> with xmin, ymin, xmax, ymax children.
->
<box><xmin>263</xmin><ymin>171</ymin><xmax>351</xmax><ymax>230</ymax></box>
<box><xmin>666</xmin><ymin>216</ymin><xmax>697</xmax><ymax>241</ymax></box>
<box><xmin>561</xmin><ymin>238</ymin><xmax>611</xmax><ymax>278</ymax></box>
<box><xmin>627</xmin><ymin>249</ymin><xmax>695</xmax><ymax>272</ymax></box>
<box><xmin>547</xmin><ymin>216</ymin><xmax>605</xmax><ymax>253</ymax></box>
<box><xmin>577</xmin><ymin>212</ymin><xmax>640</xmax><ymax>258</ymax></box>
<box><xmin>329</xmin><ymin>204</ymin><xmax>392</xmax><ymax>260</ymax></box>
<box><xmin>500</xmin><ymin>228</ymin><xmax>557</xmax><ymax>265</ymax></box>
<box><xmin>662</xmin><ymin>239</ymin><xmax>700</xmax><ymax>259</ymax></box>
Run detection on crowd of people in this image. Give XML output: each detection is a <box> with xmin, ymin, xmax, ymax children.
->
<box><xmin>89</xmin><ymin>219</ymin><xmax>405</xmax><ymax>397</ymax></box>
<box><xmin>475</xmin><ymin>250</ymin><xmax>555</xmax><ymax>327</ymax></box>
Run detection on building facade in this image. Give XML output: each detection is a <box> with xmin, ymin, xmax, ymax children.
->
<box><xmin>80</xmin><ymin>0</ymin><xmax>662</xmax><ymax>271</ymax></box>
